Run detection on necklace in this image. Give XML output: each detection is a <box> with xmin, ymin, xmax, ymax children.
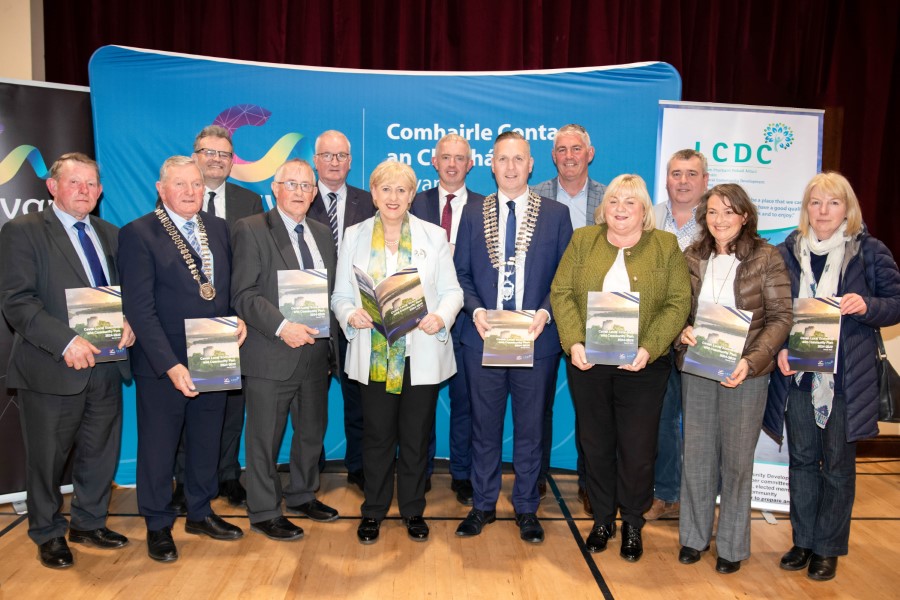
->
<box><xmin>482</xmin><ymin>190</ymin><xmax>541</xmax><ymax>302</ymax></box>
<box><xmin>155</xmin><ymin>207</ymin><xmax>216</xmax><ymax>301</ymax></box>
<box><xmin>711</xmin><ymin>253</ymin><xmax>737</xmax><ymax>304</ymax></box>
<box><xmin>384</xmin><ymin>239</ymin><xmax>399</xmax><ymax>247</ymax></box>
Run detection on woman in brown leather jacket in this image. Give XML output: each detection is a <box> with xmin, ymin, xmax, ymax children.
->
<box><xmin>675</xmin><ymin>183</ymin><xmax>792</xmax><ymax>574</ymax></box>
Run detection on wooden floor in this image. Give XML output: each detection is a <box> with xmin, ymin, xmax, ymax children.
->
<box><xmin>1</xmin><ymin>459</ymin><xmax>898</xmax><ymax>599</ymax></box>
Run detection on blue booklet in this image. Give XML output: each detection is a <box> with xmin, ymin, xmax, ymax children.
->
<box><xmin>65</xmin><ymin>286</ymin><xmax>127</xmax><ymax>362</ymax></box>
<box><xmin>277</xmin><ymin>269</ymin><xmax>329</xmax><ymax>338</ymax></box>
<box><xmin>584</xmin><ymin>291</ymin><xmax>640</xmax><ymax>365</ymax></box>
<box><xmin>184</xmin><ymin>317</ymin><xmax>242</xmax><ymax>392</ymax></box>
<box><xmin>787</xmin><ymin>297</ymin><xmax>841</xmax><ymax>373</ymax></box>
<box><xmin>482</xmin><ymin>310</ymin><xmax>535</xmax><ymax>367</ymax></box>
<box><xmin>681</xmin><ymin>301</ymin><xmax>752</xmax><ymax>382</ymax></box>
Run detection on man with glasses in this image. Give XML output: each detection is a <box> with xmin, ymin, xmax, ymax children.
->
<box><xmin>307</xmin><ymin>130</ymin><xmax>375</xmax><ymax>491</ymax></box>
<box><xmin>531</xmin><ymin>124</ymin><xmax>606</xmax><ymax>514</ymax></box>
<box><xmin>232</xmin><ymin>159</ymin><xmax>339</xmax><ymax>541</ymax></box>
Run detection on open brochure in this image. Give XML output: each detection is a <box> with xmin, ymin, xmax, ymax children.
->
<box><xmin>184</xmin><ymin>317</ymin><xmax>242</xmax><ymax>392</ymax></box>
<box><xmin>277</xmin><ymin>269</ymin><xmax>329</xmax><ymax>338</ymax></box>
<box><xmin>682</xmin><ymin>301</ymin><xmax>753</xmax><ymax>382</ymax></box>
<box><xmin>585</xmin><ymin>291</ymin><xmax>639</xmax><ymax>365</ymax></box>
<box><xmin>353</xmin><ymin>266</ymin><xmax>427</xmax><ymax>346</ymax></box>
<box><xmin>65</xmin><ymin>286</ymin><xmax>127</xmax><ymax>362</ymax></box>
<box><xmin>482</xmin><ymin>310</ymin><xmax>535</xmax><ymax>367</ymax></box>
<box><xmin>787</xmin><ymin>297</ymin><xmax>841</xmax><ymax>373</ymax></box>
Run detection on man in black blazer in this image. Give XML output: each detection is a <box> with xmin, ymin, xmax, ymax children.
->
<box><xmin>119</xmin><ymin>156</ymin><xmax>247</xmax><ymax>562</ymax></box>
<box><xmin>410</xmin><ymin>134</ymin><xmax>484</xmax><ymax>506</ymax></box>
<box><xmin>0</xmin><ymin>153</ymin><xmax>134</xmax><ymax>569</ymax></box>
<box><xmin>232</xmin><ymin>159</ymin><xmax>340</xmax><ymax>540</ymax></box>
<box><xmin>307</xmin><ymin>130</ymin><xmax>375</xmax><ymax>490</ymax></box>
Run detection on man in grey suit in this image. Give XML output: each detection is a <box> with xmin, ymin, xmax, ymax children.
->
<box><xmin>232</xmin><ymin>159</ymin><xmax>339</xmax><ymax>540</ymax></box>
<box><xmin>171</xmin><ymin>125</ymin><xmax>265</xmax><ymax>510</ymax></box>
<box><xmin>531</xmin><ymin>123</ymin><xmax>606</xmax><ymax>514</ymax></box>
<box><xmin>307</xmin><ymin>130</ymin><xmax>375</xmax><ymax>490</ymax></box>
<box><xmin>0</xmin><ymin>153</ymin><xmax>134</xmax><ymax>568</ymax></box>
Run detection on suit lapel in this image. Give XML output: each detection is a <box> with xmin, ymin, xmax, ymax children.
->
<box><xmin>44</xmin><ymin>208</ymin><xmax>92</xmax><ymax>286</ymax></box>
<box><xmin>267</xmin><ymin>210</ymin><xmax>302</xmax><ymax>270</ymax></box>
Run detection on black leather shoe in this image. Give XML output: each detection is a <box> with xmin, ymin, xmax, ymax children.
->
<box><xmin>69</xmin><ymin>527</ymin><xmax>129</xmax><ymax>549</ymax></box>
<box><xmin>251</xmin><ymin>516</ymin><xmax>304</xmax><ymax>541</ymax></box>
<box><xmin>577</xmin><ymin>486</ymin><xmax>593</xmax><ymax>516</ymax></box>
<box><xmin>171</xmin><ymin>483</ymin><xmax>187</xmax><ymax>515</ymax></box>
<box><xmin>515</xmin><ymin>512</ymin><xmax>544</xmax><ymax>544</ymax></box>
<box><xmin>147</xmin><ymin>528</ymin><xmax>178</xmax><ymax>562</ymax></box>
<box><xmin>347</xmin><ymin>470</ymin><xmax>365</xmax><ymax>491</ymax></box>
<box><xmin>537</xmin><ymin>481</ymin><xmax>547</xmax><ymax>500</ymax></box>
<box><xmin>716</xmin><ymin>557</ymin><xmax>741</xmax><ymax>574</ymax></box>
<box><xmin>38</xmin><ymin>537</ymin><xmax>73</xmax><ymax>569</ymax></box>
<box><xmin>404</xmin><ymin>516</ymin><xmax>429</xmax><ymax>541</ymax></box>
<box><xmin>678</xmin><ymin>545</ymin><xmax>709</xmax><ymax>564</ymax></box>
<box><xmin>455</xmin><ymin>509</ymin><xmax>497</xmax><ymax>537</ymax></box>
<box><xmin>218</xmin><ymin>479</ymin><xmax>247</xmax><ymax>507</ymax></box>
<box><xmin>287</xmin><ymin>499</ymin><xmax>339</xmax><ymax>522</ymax></box>
<box><xmin>185</xmin><ymin>514</ymin><xmax>243</xmax><ymax>540</ymax></box>
<box><xmin>357</xmin><ymin>518</ymin><xmax>381</xmax><ymax>544</ymax></box>
<box><xmin>585</xmin><ymin>523</ymin><xmax>616</xmax><ymax>553</ymax></box>
<box><xmin>780</xmin><ymin>545</ymin><xmax>813</xmax><ymax>571</ymax></box>
<box><xmin>424</xmin><ymin>477</ymin><xmax>432</xmax><ymax>493</ymax></box>
<box><xmin>808</xmin><ymin>554</ymin><xmax>838</xmax><ymax>581</ymax></box>
<box><xmin>620</xmin><ymin>522</ymin><xmax>643</xmax><ymax>562</ymax></box>
<box><xmin>451</xmin><ymin>479</ymin><xmax>474</xmax><ymax>506</ymax></box>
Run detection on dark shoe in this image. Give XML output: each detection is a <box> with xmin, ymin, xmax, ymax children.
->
<box><xmin>780</xmin><ymin>545</ymin><xmax>813</xmax><ymax>571</ymax></box>
<box><xmin>347</xmin><ymin>469</ymin><xmax>365</xmax><ymax>491</ymax></box>
<box><xmin>147</xmin><ymin>528</ymin><xmax>178</xmax><ymax>562</ymax></box>
<box><xmin>577</xmin><ymin>486</ymin><xmax>593</xmax><ymax>516</ymax></box>
<box><xmin>287</xmin><ymin>499</ymin><xmax>339</xmax><ymax>522</ymax></box>
<box><xmin>515</xmin><ymin>512</ymin><xmax>544</xmax><ymax>544</ymax></box>
<box><xmin>218</xmin><ymin>479</ymin><xmax>247</xmax><ymax>507</ymax></box>
<box><xmin>455</xmin><ymin>509</ymin><xmax>497</xmax><ymax>537</ymax></box>
<box><xmin>451</xmin><ymin>479</ymin><xmax>474</xmax><ymax>506</ymax></box>
<box><xmin>537</xmin><ymin>481</ymin><xmax>547</xmax><ymax>500</ymax></box>
<box><xmin>644</xmin><ymin>498</ymin><xmax>680</xmax><ymax>521</ymax></box>
<box><xmin>404</xmin><ymin>516</ymin><xmax>429</xmax><ymax>541</ymax></box>
<box><xmin>251</xmin><ymin>516</ymin><xmax>304</xmax><ymax>541</ymax></box>
<box><xmin>185</xmin><ymin>513</ymin><xmax>243</xmax><ymax>540</ymax></box>
<box><xmin>424</xmin><ymin>477</ymin><xmax>432</xmax><ymax>493</ymax></box>
<box><xmin>716</xmin><ymin>557</ymin><xmax>741</xmax><ymax>574</ymax></box>
<box><xmin>38</xmin><ymin>537</ymin><xmax>73</xmax><ymax>569</ymax></box>
<box><xmin>808</xmin><ymin>554</ymin><xmax>838</xmax><ymax>581</ymax></box>
<box><xmin>171</xmin><ymin>483</ymin><xmax>187</xmax><ymax>515</ymax></box>
<box><xmin>357</xmin><ymin>518</ymin><xmax>381</xmax><ymax>544</ymax></box>
<box><xmin>585</xmin><ymin>523</ymin><xmax>616</xmax><ymax>553</ymax></box>
<box><xmin>69</xmin><ymin>527</ymin><xmax>129</xmax><ymax>549</ymax></box>
<box><xmin>678</xmin><ymin>545</ymin><xmax>709</xmax><ymax>564</ymax></box>
<box><xmin>620</xmin><ymin>522</ymin><xmax>643</xmax><ymax>562</ymax></box>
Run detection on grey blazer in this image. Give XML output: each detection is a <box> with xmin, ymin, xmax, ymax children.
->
<box><xmin>531</xmin><ymin>176</ymin><xmax>606</xmax><ymax>226</ymax></box>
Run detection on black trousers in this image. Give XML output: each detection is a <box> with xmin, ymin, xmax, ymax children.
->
<box><xmin>359</xmin><ymin>359</ymin><xmax>438</xmax><ymax>520</ymax></box>
<box><xmin>568</xmin><ymin>355</ymin><xmax>670</xmax><ymax>528</ymax></box>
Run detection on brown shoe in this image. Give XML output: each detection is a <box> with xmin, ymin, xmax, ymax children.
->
<box><xmin>643</xmin><ymin>498</ymin><xmax>680</xmax><ymax>521</ymax></box>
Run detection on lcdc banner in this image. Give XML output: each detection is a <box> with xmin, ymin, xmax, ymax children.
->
<box><xmin>89</xmin><ymin>46</ymin><xmax>681</xmax><ymax>484</ymax></box>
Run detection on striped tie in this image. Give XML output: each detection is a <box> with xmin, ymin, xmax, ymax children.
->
<box><xmin>327</xmin><ymin>192</ymin><xmax>339</xmax><ymax>248</ymax></box>
<box><xmin>183</xmin><ymin>221</ymin><xmax>201</xmax><ymax>255</ymax></box>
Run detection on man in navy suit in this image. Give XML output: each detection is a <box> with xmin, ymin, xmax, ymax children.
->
<box><xmin>453</xmin><ymin>132</ymin><xmax>573</xmax><ymax>543</ymax></box>
<box><xmin>410</xmin><ymin>133</ymin><xmax>484</xmax><ymax>506</ymax></box>
<box><xmin>119</xmin><ymin>156</ymin><xmax>247</xmax><ymax>562</ymax></box>
<box><xmin>307</xmin><ymin>130</ymin><xmax>375</xmax><ymax>490</ymax></box>
<box><xmin>0</xmin><ymin>153</ymin><xmax>134</xmax><ymax>569</ymax></box>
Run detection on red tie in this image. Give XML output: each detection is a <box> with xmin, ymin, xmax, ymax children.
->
<box><xmin>440</xmin><ymin>193</ymin><xmax>455</xmax><ymax>242</ymax></box>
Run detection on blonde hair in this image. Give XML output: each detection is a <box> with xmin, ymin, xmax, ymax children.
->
<box><xmin>798</xmin><ymin>171</ymin><xmax>862</xmax><ymax>237</ymax></box>
<box><xmin>369</xmin><ymin>159</ymin><xmax>417</xmax><ymax>193</ymax></box>
<box><xmin>595</xmin><ymin>174</ymin><xmax>655</xmax><ymax>231</ymax></box>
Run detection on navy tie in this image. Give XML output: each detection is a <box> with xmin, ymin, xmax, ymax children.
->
<box><xmin>294</xmin><ymin>223</ymin><xmax>315</xmax><ymax>269</ymax></box>
<box><xmin>74</xmin><ymin>222</ymin><xmax>108</xmax><ymax>287</ymax></box>
<box><xmin>503</xmin><ymin>200</ymin><xmax>516</xmax><ymax>310</ymax></box>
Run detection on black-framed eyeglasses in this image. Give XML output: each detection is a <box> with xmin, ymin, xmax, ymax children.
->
<box><xmin>195</xmin><ymin>148</ymin><xmax>234</xmax><ymax>160</ymax></box>
<box><xmin>315</xmin><ymin>152</ymin><xmax>350</xmax><ymax>163</ymax></box>
<box><xmin>275</xmin><ymin>181</ymin><xmax>316</xmax><ymax>193</ymax></box>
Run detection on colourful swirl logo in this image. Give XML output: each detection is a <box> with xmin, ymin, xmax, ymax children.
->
<box><xmin>212</xmin><ymin>105</ymin><xmax>304</xmax><ymax>182</ymax></box>
<box><xmin>0</xmin><ymin>120</ymin><xmax>49</xmax><ymax>185</ymax></box>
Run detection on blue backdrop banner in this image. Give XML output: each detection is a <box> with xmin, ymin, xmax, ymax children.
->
<box><xmin>89</xmin><ymin>45</ymin><xmax>681</xmax><ymax>484</ymax></box>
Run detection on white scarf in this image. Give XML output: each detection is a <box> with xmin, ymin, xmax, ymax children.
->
<box><xmin>796</xmin><ymin>221</ymin><xmax>848</xmax><ymax>428</ymax></box>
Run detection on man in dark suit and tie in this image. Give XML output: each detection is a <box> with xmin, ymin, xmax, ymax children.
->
<box><xmin>231</xmin><ymin>159</ymin><xmax>340</xmax><ymax>541</ymax></box>
<box><xmin>118</xmin><ymin>156</ymin><xmax>247</xmax><ymax>562</ymax></box>
<box><xmin>0</xmin><ymin>153</ymin><xmax>134</xmax><ymax>568</ymax></box>
<box><xmin>453</xmin><ymin>132</ymin><xmax>573</xmax><ymax>544</ymax></box>
<box><xmin>410</xmin><ymin>133</ymin><xmax>484</xmax><ymax>506</ymax></box>
<box><xmin>530</xmin><ymin>123</ymin><xmax>606</xmax><ymax>513</ymax></box>
<box><xmin>168</xmin><ymin>125</ymin><xmax>264</xmax><ymax>510</ymax></box>
<box><xmin>306</xmin><ymin>130</ymin><xmax>375</xmax><ymax>490</ymax></box>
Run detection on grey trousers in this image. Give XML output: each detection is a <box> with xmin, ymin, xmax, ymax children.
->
<box><xmin>679</xmin><ymin>372</ymin><xmax>768</xmax><ymax>562</ymax></box>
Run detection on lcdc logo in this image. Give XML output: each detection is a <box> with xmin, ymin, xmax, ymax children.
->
<box><xmin>695</xmin><ymin>122</ymin><xmax>795</xmax><ymax>166</ymax></box>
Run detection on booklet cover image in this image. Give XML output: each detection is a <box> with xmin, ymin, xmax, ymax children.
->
<box><xmin>66</xmin><ymin>286</ymin><xmax>127</xmax><ymax>362</ymax></box>
<box><xmin>185</xmin><ymin>317</ymin><xmax>242</xmax><ymax>392</ymax></box>
<box><xmin>584</xmin><ymin>291</ymin><xmax>639</xmax><ymax>365</ymax></box>
<box><xmin>787</xmin><ymin>297</ymin><xmax>841</xmax><ymax>373</ymax></box>
<box><xmin>681</xmin><ymin>301</ymin><xmax>752</xmax><ymax>382</ymax></box>
<box><xmin>278</xmin><ymin>269</ymin><xmax>329</xmax><ymax>338</ymax></box>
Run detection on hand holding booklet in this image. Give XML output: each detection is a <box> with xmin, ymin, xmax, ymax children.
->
<box><xmin>482</xmin><ymin>310</ymin><xmax>535</xmax><ymax>367</ymax></box>
<box><xmin>353</xmin><ymin>266</ymin><xmax>427</xmax><ymax>346</ymax></box>
<box><xmin>787</xmin><ymin>296</ymin><xmax>841</xmax><ymax>373</ymax></box>
<box><xmin>65</xmin><ymin>285</ymin><xmax>127</xmax><ymax>362</ymax></box>
<box><xmin>277</xmin><ymin>269</ymin><xmax>329</xmax><ymax>338</ymax></box>
<box><xmin>584</xmin><ymin>291</ymin><xmax>639</xmax><ymax>365</ymax></box>
<box><xmin>184</xmin><ymin>317</ymin><xmax>242</xmax><ymax>392</ymax></box>
<box><xmin>681</xmin><ymin>301</ymin><xmax>753</xmax><ymax>382</ymax></box>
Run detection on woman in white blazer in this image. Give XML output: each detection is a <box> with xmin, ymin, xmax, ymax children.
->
<box><xmin>331</xmin><ymin>160</ymin><xmax>463</xmax><ymax>545</ymax></box>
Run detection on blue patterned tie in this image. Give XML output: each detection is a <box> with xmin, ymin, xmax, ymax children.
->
<box><xmin>183</xmin><ymin>221</ymin><xmax>201</xmax><ymax>255</ymax></box>
<box><xmin>73</xmin><ymin>222</ymin><xmax>108</xmax><ymax>287</ymax></box>
<box><xmin>294</xmin><ymin>223</ymin><xmax>315</xmax><ymax>269</ymax></box>
<box><xmin>503</xmin><ymin>200</ymin><xmax>516</xmax><ymax>310</ymax></box>
<box><xmin>327</xmin><ymin>192</ymin><xmax>339</xmax><ymax>248</ymax></box>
